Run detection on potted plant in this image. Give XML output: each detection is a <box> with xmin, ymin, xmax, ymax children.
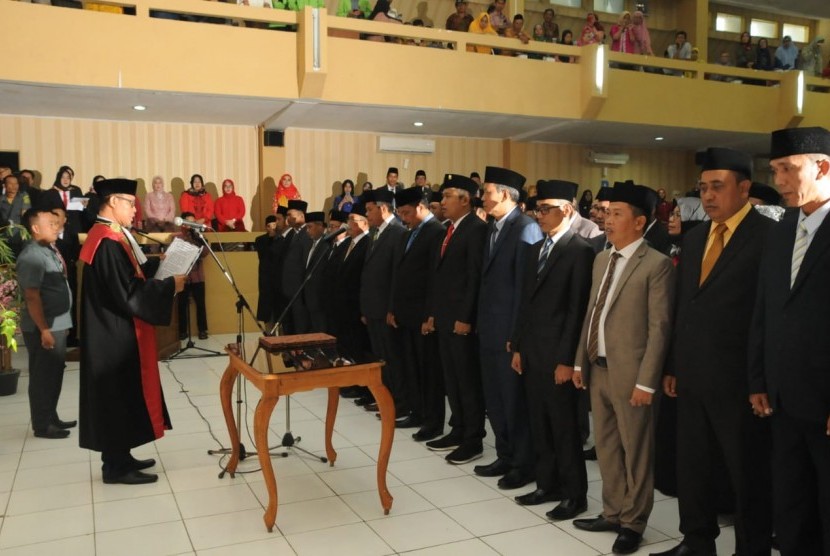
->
<box><xmin>0</xmin><ymin>224</ymin><xmax>24</xmax><ymax>396</ymax></box>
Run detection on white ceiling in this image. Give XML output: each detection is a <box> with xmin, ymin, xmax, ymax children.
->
<box><xmin>0</xmin><ymin>80</ymin><xmax>769</xmax><ymax>155</ymax></box>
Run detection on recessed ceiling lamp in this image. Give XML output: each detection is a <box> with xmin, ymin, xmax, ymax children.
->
<box><xmin>413</xmin><ymin>122</ymin><xmax>424</xmax><ymax>127</ymax></box>
<box><xmin>654</xmin><ymin>136</ymin><xmax>664</xmax><ymax>141</ymax></box>
<box><xmin>133</xmin><ymin>105</ymin><xmax>147</xmax><ymax>111</ymax></box>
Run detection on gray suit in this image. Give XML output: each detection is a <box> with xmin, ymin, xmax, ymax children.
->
<box><xmin>575</xmin><ymin>240</ymin><xmax>675</xmax><ymax>534</ymax></box>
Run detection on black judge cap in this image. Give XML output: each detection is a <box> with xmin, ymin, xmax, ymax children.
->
<box><xmin>610</xmin><ymin>182</ymin><xmax>652</xmax><ymax>217</ymax></box>
<box><xmin>770</xmin><ymin>126</ymin><xmax>830</xmax><ymax>160</ymax></box>
<box><xmin>305</xmin><ymin>211</ymin><xmax>325</xmax><ymax>223</ymax></box>
<box><xmin>595</xmin><ymin>187</ymin><xmax>613</xmax><ymax>201</ymax></box>
<box><xmin>367</xmin><ymin>189</ymin><xmax>395</xmax><ymax>205</ymax></box>
<box><xmin>387</xmin><ymin>167</ymin><xmax>399</xmax><ymax>175</ymax></box>
<box><xmin>329</xmin><ymin>209</ymin><xmax>349</xmax><ymax>223</ymax></box>
<box><xmin>700</xmin><ymin>147</ymin><xmax>753</xmax><ymax>179</ymax></box>
<box><xmin>287</xmin><ymin>200</ymin><xmax>307</xmax><ymax>213</ymax></box>
<box><xmin>749</xmin><ymin>182</ymin><xmax>782</xmax><ymax>205</ymax></box>
<box><xmin>537</xmin><ymin>180</ymin><xmax>578</xmax><ymax>201</ymax></box>
<box><xmin>395</xmin><ymin>187</ymin><xmax>426</xmax><ymax>207</ymax></box>
<box><xmin>276</xmin><ymin>205</ymin><xmax>288</xmax><ymax>216</ymax></box>
<box><xmin>484</xmin><ymin>166</ymin><xmax>526</xmax><ymax>191</ymax></box>
<box><xmin>440</xmin><ymin>174</ymin><xmax>479</xmax><ymax>196</ymax></box>
<box><xmin>96</xmin><ymin>178</ymin><xmax>137</xmax><ymax>198</ymax></box>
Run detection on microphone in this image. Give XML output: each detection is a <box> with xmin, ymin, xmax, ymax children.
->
<box><xmin>174</xmin><ymin>216</ymin><xmax>211</xmax><ymax>231</ymax></box>
<box><xmin>321</xmin><ymin>224</ymin><xmax>348</xmax><ymax>243</ymax></box>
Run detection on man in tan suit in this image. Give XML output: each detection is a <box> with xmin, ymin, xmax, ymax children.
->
<box><xmin>571</xmin><ymin>182</ymin><xmax>675</xmax><ymax>555</ymax></box>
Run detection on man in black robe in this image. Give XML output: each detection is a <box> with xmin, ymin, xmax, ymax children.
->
<box><xmin>78</xmin><ymin>179</ymin><xmax>185</xmax><ymax>485</ymax></box>
<box><xmin>254</xmin><ymin>209</ymin><xmax>286</xmax><ymax>326</ymax></box>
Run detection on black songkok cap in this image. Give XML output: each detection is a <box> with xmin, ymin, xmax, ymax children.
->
<box><xmin>415</xmin><ymin>170</ymin><xmax>426</xmax><ymax>178</ymax></box>
<box><xmin>525</xmin><ymin>196</ymin><xmax>537</xmax><ymax>211</ymax></box>
<box><xmin>265</xmin><ymin>215</ymin><xmax>277</xmax><ymax>224</ymax></box>
<box><xmin>368</xmin><ymin>189</ymin><xmax>395</xmax><ymax>205</ymax></box>
<box><xmin>395</xmin><ymin>187</ymin><xmax>426</xmax><ymax>207</ymax></box>
<box><xmin>700</xmin><ymin>147</ymin><xmax>753</xmax><ymax>179</ymax></box>
<box><xmin>429</xmin><ymin>191</ymin><xmax>443</xmax><ymax>204</ymax></box>
<box><xmin>287</xmin><ymin>200</ymin><xmax>307</xmax><ymax>213</ymax></box>
<box><xmin>638</xmin><ymin>185</ymin><xmax>659</xmax><ymax>216</ymax></box>
<box><xmin>440</xmin><ymin>174</ymin><xmax>479</xmax><ymax>196</ymax></box>
<box><xmin>518</xmin><ymin>188</ymin><xmax>528</xmax><ymax>204</ymax></box>
<box><xmin>749</xmin><ymin>182</ymin><xmax>782</xmax><ymax>205</ymax></box>
<box><xmin>770</xmin><ymin>127</ymin><xmax>830</xmax><ymax>160</ymax></box>
<box><xmin>276</xmin><ymin>205</ymin><xmax>288</xmax><ymax>216</ymax></box>
<box><xmin>470</xmin><ymin>172</ymin><xmax>481</xmax><ymax>179</ymax></box>
<box><xmin>537</xmin><ymin>180</ymin><xmax>578</xmax><ymax>201</ymax></box>
<box><xmin>387</xmin><ymin>167</ymin><xmax>399</xmax><ymax>175</ymax></box>
<box><xmin>610</xmin><ymin>182</ymin><xmax>652</xmax><ymax>216</ymax></box>
<box><xmin>305</xmin><ymin>211</ymin><xmax>325</xmax><ymax>223</ymax></box>
<box><xmin>471</xmin><ymin>197</ymin><xmax>483</xmax><ymax>208</ymax></box>
<box><xmin>595</xmin><ymin>187</ymin><xmax>613</xmax><ymax>201</ymax></box>
<box><xmin>96</xmin><ymin>178</ymin><xmax>137</xmax><ymax>198</ymax></box>
<box><xmin>484</xmin><ymin>166</ymin><xmax>526</xmax><ymax>191</ymax></box>
<box><xmin>351</xmin><ymin>203</ymin><xmax>367</xmax><ymax>216</ymax></box>
<box><xmin>329</xmin><ymin>210</ymin><xmax>349</xmax><ymax>223</ymax></box>
<box><xmin>36</xmin><ymin>194</ymin><xmax>65</xmax><ymax>212</ymax></box>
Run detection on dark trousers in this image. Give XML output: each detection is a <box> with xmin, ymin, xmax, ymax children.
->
<box><xmin>399</xmin><ymin>325</ymin><xmax>446</xmax><ymax>429</ymax></box>
<box><xmin>101</xmin><ymin>449</ymin><xmax>133</xmax><ymax>479</ymax></box>
<box><xmin>366</xmin><ymin>318</ymin><xmax>406</xmax><ymax>413</ymax></box>
<box><xmin>770</xmin><ymin>410</ymin><xmax>830</xmax><ymax>556</ymax></box>
<box><xmin>524</xmin><ymin>353</ymin><xmax>586</xmax><ymax>497</ymax></box>
<box><xmin>23</xmin><ymin>329</ymin><xmax>68</xmax><ymax>432</ymax></box>
<box><xmin>421</xmin><ymin>331</ymin><xmax>447</xmax><ymax>431</ymax></box>
<box><xmin>438</xmin><ymin>330</ymin><xmax>484</xmax><ymax>445</ymax></box>
<box><xmin>178</xmin><ymin>282</ymin><xmax>207</xmax><ymax>335</ymax></box>
<box><xmin>481</xmin><ymin>347</ymin><xmax>533</xmax><ymax>474</ymax></box>
<box><xmin>677</xmin><ymin>388</ymin><xmax>772</xmax><ymax>556</ymax></box>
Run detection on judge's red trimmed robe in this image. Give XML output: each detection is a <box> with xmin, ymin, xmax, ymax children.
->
<box><xmin>78</xmin><ymin>221</ymin><xmax>177</xmax><ymax>452</ymax></box>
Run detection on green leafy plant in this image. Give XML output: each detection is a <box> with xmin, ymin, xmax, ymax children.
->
<box><xmin>0</xmin><ymin>224</ymin><xmax>29</xmax><ymax>367</ymax></box>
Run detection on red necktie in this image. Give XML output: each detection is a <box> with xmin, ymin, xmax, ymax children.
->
<box><xmin>441</xmin><ymin>223</ymin><xmax>455</xmax><ymax>258</ymax></box>
<box><xmin>62</xmin><ymin>190</ymin><xmax>69</xmax><ymax>207</ymax></box>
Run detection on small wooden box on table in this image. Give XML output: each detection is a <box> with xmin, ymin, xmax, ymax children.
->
<box><xmin>220</xmin><ymin>334</ymin><xmax>395</xmax><ymax>532</ymax></box>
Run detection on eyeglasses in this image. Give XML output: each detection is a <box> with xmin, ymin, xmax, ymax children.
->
<box><xmin>535</xmin><ymin>204</ymin><xmax>565</xmax><ymax>216</ymax></box>
<box><xmin>113</xmin><ymin>195</ymin><xmax>136</xmax><ymax>208</ymax></box>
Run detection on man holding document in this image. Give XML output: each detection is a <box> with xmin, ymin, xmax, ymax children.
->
<box><xmin>78</xmin><ymin>178</ymin><xmax>185</xmax><ymax>485</ymax></box>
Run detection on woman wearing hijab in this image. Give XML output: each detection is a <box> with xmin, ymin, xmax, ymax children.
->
<box><xmin>272</xmin><ymin>173</ymin><xmax>301</xmax><ymax>212</ymax></box>
<box><xmin>214</xmin><ymin>179</ymin><xmax>247</xmax><ymax>232</ymax></box>
<box><xmin>143</xmin><ymin>176</ymin><xmax>176</xmax><ymax>232</ymax></box>
<box><xmin>467</xmin><ymin>10</ymin><xmax>497</xmax><ymax>55</ymax></box>
<box><xmin>734</xmin><ymin>31</ymin><xmax>756</xmax><ymax>69</ymax></box>
<box><xmin>630</xmin><ymin>10</ymin><xmax>652</xmax><ymax>56</ymax></box>
<box><xmin>179</xmin><ymin>173</ymin><xmax>214</xmax><ymax>226</ymax></box>
<box><xmin>801</xmin><ymin>36</ymin><xmax>825</xmax><ymax>77</ymax></box>
<box><xmin>610</xmin><ymin>11</ymin><xmax>634</xmax><ymax>53</ymax></box>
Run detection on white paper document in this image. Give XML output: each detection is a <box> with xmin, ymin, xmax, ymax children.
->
<box><xmin>155</xmin><ymin>238</ymin><xmax>202</xmax><ymax>280</ymax></box>
<box><xmin>66</xmin><ymin>198</ymin><xmax>88</xmax><ymax>211</ymax></box>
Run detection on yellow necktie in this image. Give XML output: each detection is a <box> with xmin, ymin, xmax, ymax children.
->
<box><xmin>699</xmin><ymin>223</ymin><xmax>727</xmax><ymax>285</ymax></box>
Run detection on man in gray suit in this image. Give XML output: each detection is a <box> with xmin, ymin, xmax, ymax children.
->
<box><xmin>572</xmin><ymin>183</ymin><xmax>675</xmax><ymax>555</ymax></box>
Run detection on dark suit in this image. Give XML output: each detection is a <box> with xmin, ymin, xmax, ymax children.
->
<box><xmin>749</xmin><ymin>207</ymin><xmax>830</xmax><ymax>556</ymax></box>
<box><xmin>320</xmin><ymin>238</ymin><xmax>350</xmax><ymax>326</ymax></box>
<box><xmin>430</xmin><ymin>212</ymin><xmax>488</xmax><ymax>446</ymax></box>
<box><xmin>477</xmin><ymin>208</ymin><xmax>542</xmax><ymax>475</ymax></box>
<box><xmin>301</xmin><ymin>237</ymin><xmax>331</xmax><ymax>333</ymax></box>
<box><xmin>360</xmin><ymin>219</ymin><xmax>407</xmax><ymax>411</ymax></box>
<box><xmin>589</xmin><ymin>233</ymin><xmax>609</xmax><ymax>254</ymax></box>
<box><xmin>280</xmin><ymin>226</ymin><xmax>312</xmax><ymax>334</ymax></box>
<box><xmin>645</xmin><ymin>220</ymin><xmax>673</xmax><ymax>256</ymax></box>
<box><xmin>330</xmin><ymin>235</ymin><xmax>371</xmax><ymax>363</ymax></box>
<box><xmin>390</xmin><ymin>216</ymin><xmax>446</xmax><ymax>428</ymax></box>
<box><xmin>512</xmin><ymin>230</ymin><xmax>594</xmax><ymax>497</ymax></box>
<box><xmin>671</xmin><ymin>207</ymin><xmax>773</xmax><ymax>556</ymax></box>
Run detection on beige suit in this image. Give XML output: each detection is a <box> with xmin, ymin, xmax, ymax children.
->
<box><xmin>575</xmin><ymin>240</ymin><xmax>675</xmax><ymax>534</ymax></box>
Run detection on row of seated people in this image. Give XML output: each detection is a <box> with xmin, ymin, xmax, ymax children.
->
<box><xmin>252</xmin><ymin>126</ymin><xmax>829</xmax><ymax>555</ymax></box>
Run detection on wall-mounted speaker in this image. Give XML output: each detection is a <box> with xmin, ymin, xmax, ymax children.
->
<box><xmin>264</xmin><ymin>130</ymin><xmax>285</xmax><ymax>147</ymax></box>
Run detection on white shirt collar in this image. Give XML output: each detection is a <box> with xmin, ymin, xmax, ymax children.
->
<box><xmin>611</xmin><ymin>236</ymin><xmax>645</xmax><ymax>259</ymax></box>
<box><xmin>799</xmin><ymin>200</ymin><xmax>830</xmax><ymax>237</ymax></box>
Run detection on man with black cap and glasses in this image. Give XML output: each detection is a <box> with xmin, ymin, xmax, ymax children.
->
<box><xmin>473</xmin><ymin>166</ymin><xmax>542</xmax><ymax>489</ymax></box>
<box><xmin>510</xmin><ymin>179</ymin><xmax>594</xmax><ymax>520</ymax></box>
<box><xmin>280</xmin><ymin>199</ymin><xmax>310</xmax><ymax>334</ymax></box>
<box><xmin>423</xmin><ymin>174</ymin><xmax>488</xmax><ymax>464</ymax></box>
<box><xmin>571</xmin><ymin>182</ymin><xmax>675</xmax><ymax>554</ymax></box>
<box><xmin>653</xmin><ymin>147</ymin><xmax>773</xmax><ymax>556</ymax></box>
<box><xmin>78</xmin><ymin>179</ymin><xmax>185</xmax><ymax>485</ymax></box>
<box><xmin>749</xmin><ymin>126</ymin><xmax>830</xmax><ymax>556</ymax></box>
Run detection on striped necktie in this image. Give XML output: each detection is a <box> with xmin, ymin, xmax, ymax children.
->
<box><xmin>790</xmin><ymin>221</ymin><xmax>808</xmax><ymax>288</ymax></box>
<box><xmin>537</xmin><ymin>236</ymin><xmax>553</xmax><ymax>276</ymax></box>
<box><xmin>587</xmin><ymin>252</ymin><xmax>622</xmax><ymax>364</ymax></box>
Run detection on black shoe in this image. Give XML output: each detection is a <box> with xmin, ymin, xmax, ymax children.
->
<box><xmin>583</xmin><ymin>446</ymin><xmax>597</xmax><ymax>460</ymax></box>
<box><xmin>129</xmin><ymin>456</ymin><xmax>157</xmax><ymax>471</ymax></box>
<box><xmin>354</xmin><ymin>396</ymin><xmax>374</xmax><ymax>407</ymax></box>
<box><xmin>53</xmin><ymin>419</ymin><xmax>77</xmax><ymax>429</ymax></box>
<box><xmin>473</xmin><ymin>457</ymin><xmax>511</xmax><ymax>477</ymax></box>
<box><xmin>426</xmin><ymin>433</ymin><xmax>462</xmax><ymax>452</ymax></box>
<box><xmin>33</xmin><ymin>425</ymin><xmax>70</xmax><ymax>439</ymax></box>
<box><xmin>103</xmin><ymin>470</ymin><xmax>159</xmax><ymax>485</ymax></box>
<box><xmin>364</xmin><ymin>402</ymin><xmax>379</xmax><ymax>412</ymax></box>
<box><xmin>573</xmin><ymin>515</ymin><xmax>622</xmax><ymax>532</ymax></box>
<box><xmin>546</xmin><ymin>497</ymin><xmax>588</xmax><ymax>521</ymax></box>
<box><xmin>178</xmin><ymin>332</ymin><xmax>187</xmax><ymax>341</ymax></box>
<box><xmin>198</xmin><ymin>331</ymin><xmax>209</xmax><ymax>340</ymax></box>
<box><xmin>515</xmin><ymin>488</ymin><xmax>562</xmax><ymax>506</ymax></box>
<box><xmin>412</xmin><ymin>427</ymin><xmax>443</xmax><ymax>442</ymax></box>
<box><xmin>612</xmin><ymin>528</ymin><xmax>642</xmax><ymax>554</ymax></box>
<box><xmin>445</xmin><ymin>444</ymin><xmax>483</xmax><ymax>465</ymax></box>
<box><xmin>395</xmin><ymin>415</ymin><xmax>422</xmax><ymax>429</ymax></box>
<box><xmin>497</xmin><ymin>469</ymin><xmax>534</xmax><ymax>490</ymax></box>
<box><xmin>650</xmin><ymin>543</ymin><xmax>715</xmax><ymax>556</ymax></box>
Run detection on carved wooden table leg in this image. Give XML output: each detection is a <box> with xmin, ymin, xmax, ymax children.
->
<box><xmin>369</xmin><ymin>382</ymin><xmax>395</xmax><ymax>515</ymax></box>
<box><xmin>219</xmin><ymin>365</ymin><xmax>240</xmax><ymax>476</ymax></box>
<box><xmin>325</xmin><ymin>387</ymin><xmax>339</xmax><ymax>466</ymax></box>
<box><xmin>254</xmin><ymin>395</ymin><xmax>279</xmax><ymax>532</ymax></box>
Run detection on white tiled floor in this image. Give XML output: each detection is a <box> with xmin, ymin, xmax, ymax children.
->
<box><xmin>0</xmin><ymin>333</ymin><xmax>762</xmax><ymax>555</ymax></box>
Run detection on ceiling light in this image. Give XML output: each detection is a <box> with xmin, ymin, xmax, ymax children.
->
<box><xmin>654</xmin><ymin>136</ymin><xmax>664</xmax><ymax>141</ymax></box>
<box><xmin>133</xmin><ymin>105</ymin><xmax>147</xmax><ymax>111</ymax></box>
<box><xmin>413</xmin><ymin>122</ymin><xmax>424</xmax><ymax>127</ymax></box>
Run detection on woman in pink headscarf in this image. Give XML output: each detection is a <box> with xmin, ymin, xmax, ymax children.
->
<box><xmin>272</xmin><ymin>173</ymin><xmax>301</xmax><ymax>212</ymax></box>
<box><xmin>214</xmin><ymin>179</ymin><xmax>247</xmax><ymax>231</ymax></box>
<box><xmin>631</xmin><ymin>11</ymin><xmax>653</xmax><ymax>56</ymax></box>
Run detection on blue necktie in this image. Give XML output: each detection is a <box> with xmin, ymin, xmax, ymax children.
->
<box><xmin>405</xmin><ymin>226</ymin><xmax>420</xmax><ymax>252</ymax></box>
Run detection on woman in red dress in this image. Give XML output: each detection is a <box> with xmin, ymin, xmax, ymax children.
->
<box><xmin>179</xmin><ymin>174</ymin><xmax>214</xmax><ymax>226</ymax></box>
<box><xmin>214</xmin><ymin>179</ymin><xmax>247</xmax><ymax>231</ymax></box>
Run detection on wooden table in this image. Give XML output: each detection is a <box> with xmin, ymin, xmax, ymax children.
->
<box><xmin>219</xmin><ymin>346</ymin><xmax>395</xmax><ymax>532</ymax></box>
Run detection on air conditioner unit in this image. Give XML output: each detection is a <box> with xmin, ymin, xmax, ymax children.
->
<box><xmin>378</xmin><ymin>136</ymin><xmax>436</xmax><ymax>154</ymax></box>
<box><xmin>588</xmin><ymin>151</ymin><xmax>630</xmax><ymax>166</ymax></box>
